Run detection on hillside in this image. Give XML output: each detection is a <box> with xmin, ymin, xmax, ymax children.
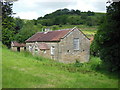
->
<box><xmin>2</xmin><ymin>47</ymin><xmax>118</xmax><ymax>88</ymax></box>
<box><xmin>37</xmin><ymin>8</ymin><xmax>105</xmax><ymax>26</ymax></box>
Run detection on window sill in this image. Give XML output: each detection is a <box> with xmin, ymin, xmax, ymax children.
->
<box><xmin>74</xmin><ymin>49</ymin><xmax>80</xmax><ymax>51</ymax></box>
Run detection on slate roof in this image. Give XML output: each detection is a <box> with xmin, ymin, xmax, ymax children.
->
<box><xmin>12</xmin><ymin>41</ymin><xmax>26</xmax><ymax>47</ymax></box>
<box><xmin>26</xmin><ymin>29</ymin><xmax>71</xmax><ymax>42</ymax></box>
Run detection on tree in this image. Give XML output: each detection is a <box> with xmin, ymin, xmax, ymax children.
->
<box><xmin>87</xmin><ymin>10</ymin><xmax>95</xmax><ymax>16</ymax></box>
<box><xmin>53</xmin><ymin>15</ymin><xmax>68</xmax><ymax>25</ymax></box>
<box><xmin>75</xmin><ymin>10</ymin><xmax>81</xmax><ymax>15</ymax></box>
<box><xmin>37</xmin><ymin>17</ymin><xmax>43</xmax><ymax>20</ymax></box>
<box><xmin>1</xmin><ymin>0</ymin><xmax>15</xmax><ymax>48</ymax></box>
<box><xmin>15</xmin><ymin>21</ymin><xmax>39</xmax><ymax>43</ymax></box>
<box><xmin>92</xmin><ymin>1</ymin><xmax>120</xmax><ymax>72</ymax></box>
<box><xmin>81</xmin><ymin>13</ymin><xmax>87</xmax><ymax>19</ymax></box>
<box><xmin>14</xmin><ymin>17</ymin><xmax>24</xmax><ymax>34</ymax></box>
<box><xmin>33</xmin><ymin>19</ymin><xmax>37</xmax><ymax>25</ymax></box>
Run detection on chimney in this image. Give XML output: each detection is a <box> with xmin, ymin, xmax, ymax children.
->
<box><xmin>44</xmin><ymin>28</ymin><xmax>51</xmax><ymax>34</ymax></box>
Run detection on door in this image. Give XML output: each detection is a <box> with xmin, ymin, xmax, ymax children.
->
<box><xmin>17</xmin><ymin>47</ymin><xmax>20</xmax><ymax>52</ymax></box>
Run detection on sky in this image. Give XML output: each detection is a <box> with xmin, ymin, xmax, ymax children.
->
<box><xmin>13</xmin><ymin>0</ymin><xmax>107</xmax><ymax>20</ymax></box>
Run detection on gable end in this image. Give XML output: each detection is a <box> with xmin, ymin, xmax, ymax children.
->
<box><xmin>61</xmin><ymin>27</ymin><xmax>90</xmax><ymax>40</ymax></box>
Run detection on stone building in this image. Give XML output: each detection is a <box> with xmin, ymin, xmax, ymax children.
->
<box><xmin>11</xmin><ymin>41</ymin><xmax>26</xmax><ymax>52</ymax></box>
<box><xmin>25</xmin><ymin>27</ymin><xmax>90</xmax><ymax>63</ymax></box>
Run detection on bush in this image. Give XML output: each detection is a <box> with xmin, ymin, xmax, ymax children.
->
<box><xmin>2</xmin><ymin>43</ymin><xmax>7</xmax><ymax>48</ymax></box>
<box><xmin>90</xmin><ymin>39</ymin><xmax>100</xmax><ymax>56</ymax></box>
<box><xmin>74</xmin><ymin>60</ymin><xmax>83</xmax><ymax>67</ymax></box>
<box><xmin>52</xmin><ymin>25</ymin><xmax>59</xmax><ymax>30</ymax></box>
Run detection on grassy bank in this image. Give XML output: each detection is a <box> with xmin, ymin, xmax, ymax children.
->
<box><xmin>2</xmin><ymin>47</ymin><xmax>118</xmax><ymax>88</ymax></box>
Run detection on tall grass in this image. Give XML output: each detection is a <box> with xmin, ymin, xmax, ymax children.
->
<box><xmin>2</xmin><ymin>47</ymin><xmax>118</xmax><ymax>88</ymax></box>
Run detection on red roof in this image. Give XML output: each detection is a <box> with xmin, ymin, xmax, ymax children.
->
<box><xmin>12</xmin><ymin>41</ymin><xmax>26</xmax><ymax>47</ymax></box>
<box><xmin>38</xmin><ymin>43</ymin><xmax>49</xmax><ymax>50</ymax></box>
<box><xmin>26</xmin><ymin>29</ymin><xmax>71</xmax><ymax>42</ymax></box>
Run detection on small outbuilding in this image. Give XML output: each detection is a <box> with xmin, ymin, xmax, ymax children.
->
<box><xmin>11</xmin><ymin>41</ymin><xmax>26</xmax><ymax>52</ymax></box>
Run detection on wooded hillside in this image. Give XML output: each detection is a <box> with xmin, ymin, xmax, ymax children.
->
<box><xmin>36</xmin><ymin>8</ymin><xmax>105</xmax><ymax>26</ymax></box>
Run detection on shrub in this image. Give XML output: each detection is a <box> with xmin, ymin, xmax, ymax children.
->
<box><xmin>74</xmin><ymin>60</ymin><xmax>83</xmax><ymax>67</ymax></box>
<box><xmin>90</xmin><ymin>39</ymin><xmax>100</xmax><ymax>56</ymax></box>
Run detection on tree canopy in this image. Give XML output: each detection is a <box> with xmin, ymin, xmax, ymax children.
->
<box><xmin>37</xmin><ymin>8</ymin><xmax>104</xmax><ymax>26</ymax></box>
<box><xmin>91</xmin><ymin>1</ymin><xmax>120</xmax><ymax>72</ymax></box>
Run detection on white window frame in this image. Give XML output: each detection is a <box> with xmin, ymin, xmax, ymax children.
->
<box><xmin>51</xmin><ymin>46</ymin><xmax>55</xmax><ymax>55</ymax></box>
<box><xmin>73</xmin><ymin>38</ymin><xmax>80</xmax><ymax>50</ymax></box>
<box><xmin>29</xmin><ymin>45</ymin><xmax>32</xmax><ymax>52</ymax></box>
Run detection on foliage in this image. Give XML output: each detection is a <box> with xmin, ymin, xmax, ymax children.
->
<box><xmin>87</xmin><ymin>10</ymin><xmax>95</xmax><ymax>16</ymax></box>
<box><xmin>2</xmin><ymin>48</ymin><xmax>118</xmax><ymax>88</ymax></box>
<box><xmin>15</xmin><ymin>21</ymin><xmax>41</xmax><ymax>43</ymax></box>
<box><xmin>1</xmin><ymin>1</ymin><xmax>15</xmax><ymax>48</ymax></box>
<box><xmin>90</xmin><ymin>39</ymin><xmax>100</xmax><ymax>56</ymax></box>
<box><xmin>37</xmin><ymin>8</ymin><xmax>105</xmax><ymax>26</ymax></box>
<box><xmin>74</xmin><ymin>60</ymin><xmax>83</xmax><ymax>67</ymax></box>
<box><xmin>91</xmin><ymin>2</ymin><xmax>120</xmax><ymax>72</ymax></box>
<box><xmin>14</xmin><ymin>17</ymin><xmax>24</xmax><ymax>34</ymax></box>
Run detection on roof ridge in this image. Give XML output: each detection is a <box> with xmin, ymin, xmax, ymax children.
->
<box><xmin>26</xmin><ymin>28</ymin><xmax>76</xmax><ymax>42</ymax></box>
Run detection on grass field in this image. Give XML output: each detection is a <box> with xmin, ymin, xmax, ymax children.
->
<box><xmin>2</xmin><ymin>47</ymin><xmax>118</xmax><ymax>88</ymax></box>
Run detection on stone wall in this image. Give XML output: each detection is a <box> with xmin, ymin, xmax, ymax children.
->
<box><xmin>11</xmin><ymin>47</ymin><xmax>17</xmax><ymax>51</ymax></box>
<box><xmin>26</xmin><ymin>42</ymin><xmax>59</xmax><ymax>60</ymax></box>
<box><xmin>20</xmin><ymin>47</ymin><xmax>25</xmax><ymax>51</ymax></box>
<box><xmin>58</xmin><ymin>28</ymin><xmax>90</xmax><ymax>63</ymax></box>
<box><xmin>11</xmin><ymin>46</ymin><xmax>25</xmax><ymax>52</ymax></box>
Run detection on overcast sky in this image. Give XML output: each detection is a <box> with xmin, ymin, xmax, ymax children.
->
<box><xmin>13</xmin><ymin>0</ymin><xmax>107</xmax><ymax>20</ymax></box>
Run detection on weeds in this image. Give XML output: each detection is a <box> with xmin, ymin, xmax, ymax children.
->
<box><xmin>74</xmin><ymin>60</ymin><xmax>83</xmax><ymax>67</ymax></box>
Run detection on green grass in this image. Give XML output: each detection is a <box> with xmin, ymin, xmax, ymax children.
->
<box><xmin>2</xmin><ymin>47</ymin><xmax>118</xmax><ymax>88</ymax></box>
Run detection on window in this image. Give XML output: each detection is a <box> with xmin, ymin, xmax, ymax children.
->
<box><xmin>29</xmin><ymin>45</ymin><xmax>32</xmax><ymax>52</ymax></box>
<box><xmin>24</xmin><ymin>47</ymin><xmax>26</xmax><ymax>51</ymax></box>
<box><xmin>73</xmin><ymin>38</ymin><xmax>79</xmax><ymax>50</ymax></box>
<box><xmin>67</xmin><ymin>50</ymin><xmax>70</xmax><ymax>53</ymax></box>
<box><xmin>51</xmin><ymin>46</ymin><xmax>55</xmax><ymax>55</ymax></box>
<box><xmin>44</xmin><ymin>50</ymin><xmax>46</xmax><ymax>54</ymax></box>
<box><xmin>35</xmin><ymin>49</ymin><xmax>38</xmax><ymax>52</ymax></box>
<box><xmin>42</xmin><ymin>50</ymin><xmax>46</xmax><ymax>54</ymax></box>
<box><xmin>34</xmin><ymin>45</ymin><xmax>38</xmax><ymax>52</ymax></box>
